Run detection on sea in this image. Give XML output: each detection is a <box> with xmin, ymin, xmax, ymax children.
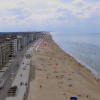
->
<box><xmin>51</xmin><ymin>32</ymin><xmax>100</xmax><ymax>79</ymax></box>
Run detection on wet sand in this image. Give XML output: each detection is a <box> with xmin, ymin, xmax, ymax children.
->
<box><xmin>28</xmin><ymin>36</ymin><xmax>100</xmax><ymax>100</ymax></box>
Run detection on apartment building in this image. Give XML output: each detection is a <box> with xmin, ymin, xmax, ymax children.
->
<box><xmin>10</xmin><ymin>39</ymin><xmax>18</xmax><ymax>57</ymax></box>
<box><xmin>0</xmin><ymin>32</ymin><xmax>46</xmax><ymax>69</ymax></box>
<box><xmin>0</xmin><ymin>41</ymin><xmax>11</xmax><ymax>69</ymax></box>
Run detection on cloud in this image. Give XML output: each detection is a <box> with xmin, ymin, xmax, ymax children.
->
<box><xmin>0</xmin><ymin>0</ymin><xmax>100</xmax><ymax>31</ymax></box>
<box><xmin>62</xmin><ymin>0</ymin><xmax>100</xmax><ymax>19</ymax></box>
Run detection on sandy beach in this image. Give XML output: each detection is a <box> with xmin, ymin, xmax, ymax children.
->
<box><xmin>28</xmin><ymin>35</ymin><xmax>100</xmax><ymax>100</ymax></box>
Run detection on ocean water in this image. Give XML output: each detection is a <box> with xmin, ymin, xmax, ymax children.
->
<box><xmin>51</xmin><ymin>32</ymin><xmax>100</xmax><ymax>79</ymax></box>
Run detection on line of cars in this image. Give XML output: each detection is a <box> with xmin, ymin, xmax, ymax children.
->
<box><xmin>0</xmin><ymin>72</ymin><xmax>14</xmax><ymax>89</ymax></box>
<box><xmin>0</xmin><ymin>79</ymin><xmax>5</xmax><ymax>89</ymax></box>
<box><xmin>0</xmin><ymin>73</ymin><xmax>18</xmax><ymax>97</ymax></box>
<box><xmin>0</xmin><ymin>60</ymin><xmax>12</xmax><ymax>89</ymax></box>
<box><xmin>7</xmin><ymin>85</ymin><xmax>18</xmax><ymax>97</ymax></box>
<box><xmin>0</xmin><ymin>68</ymin><xmax>6</xmax><ymax>89</ymax></box>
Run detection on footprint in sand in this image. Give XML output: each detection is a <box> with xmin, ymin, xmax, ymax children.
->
<box><xmin>53</xmin><ymin>71</ymin><xmax>58</xmax><ymax>73</ymax></box>
<box><xmin>57</xmin><ymin>81</ymin><xmax>63</xmax><ymax>89</ymax></box>
<box><xmin>68</xmin><ymin>84</ymin><xmax>72</xmax><ymax>87</ymax></box>
<box><xmin>39</xmin><ymin>85</ymin><xmax>42</xmax><ymax>88</ymax></box>
<box><xmin>77</xmin><ymin>94</ymin><xmax>82</xmax><ymax>98</ymax></box>
<box><xmin>56</xmin><ymin>76</ymin><xmax>59</xmax><ymax>79</ymax></box>
<box><xmin>68</xmin><ymin>78</ymin><xmax>72</xmax><ymax>81</ymax></box>
<box><xmin>58</xmin><ymin>86</ymin><xmax>62</xmax><ymax>88</ymax></box>
<box><xmin>60</xmin><ymin>75</ymin><xmax>64</xmax><ymax>78</ymax></box>
<box><xmin>62</xmin><ymin>70</ymin><xmax>67</xmax><ymax>73</ymax></box>
<box><xmin>46</xmin><ymin>76</ymin><xmax>49</xmax><ymax>79</ymax></box>
<box><xmin>62</xmin><ymin>93</ymin><xmax>68</xmax><ymax>98</ymax></box>
<box><xmin>57</xmin><ymin>81</ymin><xmax>63</xmax><ymax>84</ymax></box>
<box><xmin>55</xmin><ymin>75</ymin><xmax>65</xmax><ymax>79</ymax></box>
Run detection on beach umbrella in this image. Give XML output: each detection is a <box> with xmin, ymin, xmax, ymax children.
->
<box><xmin>56</xmin><ymin>63</ymin><xmax>59</xmax><ymax>66</ymax></box>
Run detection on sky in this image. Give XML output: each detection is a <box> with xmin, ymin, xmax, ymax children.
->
<box><xmin>0</xmin><ymin>0</ymin><xmax>100</xmax><ymax>33</ymax></box>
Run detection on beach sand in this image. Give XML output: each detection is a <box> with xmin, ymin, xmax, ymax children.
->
<box><xmin>28</xmin><ymin>35</ymin><xmax>100</xmax><ymax>100</ymax></box>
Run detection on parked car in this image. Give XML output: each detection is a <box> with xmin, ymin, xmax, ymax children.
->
<box><xmin>0</xmin><ymin>79</ymin><xmax>5</xmax><ymax>89</ymax></box>
<box><xmin>8</xmin><ymin>85</ymin><xmax>18</xmax><ymax>97</ymax></box>
<box><xmin>0</xmin><ymin>70</ymin><xmax>5</xmax><ymax>72</ymax></box>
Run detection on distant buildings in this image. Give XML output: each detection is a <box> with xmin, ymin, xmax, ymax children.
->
<box><xmin>0</xmin><ymin>32</ymin><xmax>46</xmax><ymax>69</ymax></box>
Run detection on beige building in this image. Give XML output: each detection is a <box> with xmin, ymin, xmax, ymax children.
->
<box><xmin>0</xmin><ymin>41</ymin><xmax>11</xmax><ymax>69</ymax></box>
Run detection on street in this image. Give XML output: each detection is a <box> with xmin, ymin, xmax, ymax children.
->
<box><xmin>0</xmin><ymin>40</ymin><xmax>37</xmax><ymax>100</ymax></box>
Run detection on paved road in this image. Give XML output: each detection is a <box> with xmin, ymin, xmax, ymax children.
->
<box><xmin>0</xmin><ymin>40</ymin><xmax>38</xmax><ymax>100</ymax></box>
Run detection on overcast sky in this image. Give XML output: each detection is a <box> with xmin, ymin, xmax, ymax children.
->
<box><xmin>0</xmin><ymin>0</ymin><xmax>100</xmax><ymax>32</ymax></box>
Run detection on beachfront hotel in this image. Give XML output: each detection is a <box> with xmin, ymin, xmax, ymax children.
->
<box><xmin>0</xmin><ymin>32</ymin><xmax>45</xmax><ymax>69</ymax></box>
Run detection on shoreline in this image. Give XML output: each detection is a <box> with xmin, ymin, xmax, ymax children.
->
<box><xmin>51</xmin><ymin>35</ymin><xmax>100</xmax><ymax>79</ymax></box>
<box><xmin>28</xmin><ymin>35</ymin><xmax>100</xmax><ymax>100</ymax></box>
<box><xmin>51</xmin><ymin>39</ymin><xmax>97</xmax><ymax>79</ymax></box>
<box><xmin>52</xmin><ymin>39</ymin><xmax>99</xmax><ymax>79</ymax></box>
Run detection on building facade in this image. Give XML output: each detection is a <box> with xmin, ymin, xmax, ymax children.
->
<box><xmin>0</xmin><ymin>41</ymin><xmax>11</xmax><ymax>69</ymax></box>
<box><xmin>0</xmin><ymin>32</ymin><xmax>46</xmax><ymax>69</ymax></box>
